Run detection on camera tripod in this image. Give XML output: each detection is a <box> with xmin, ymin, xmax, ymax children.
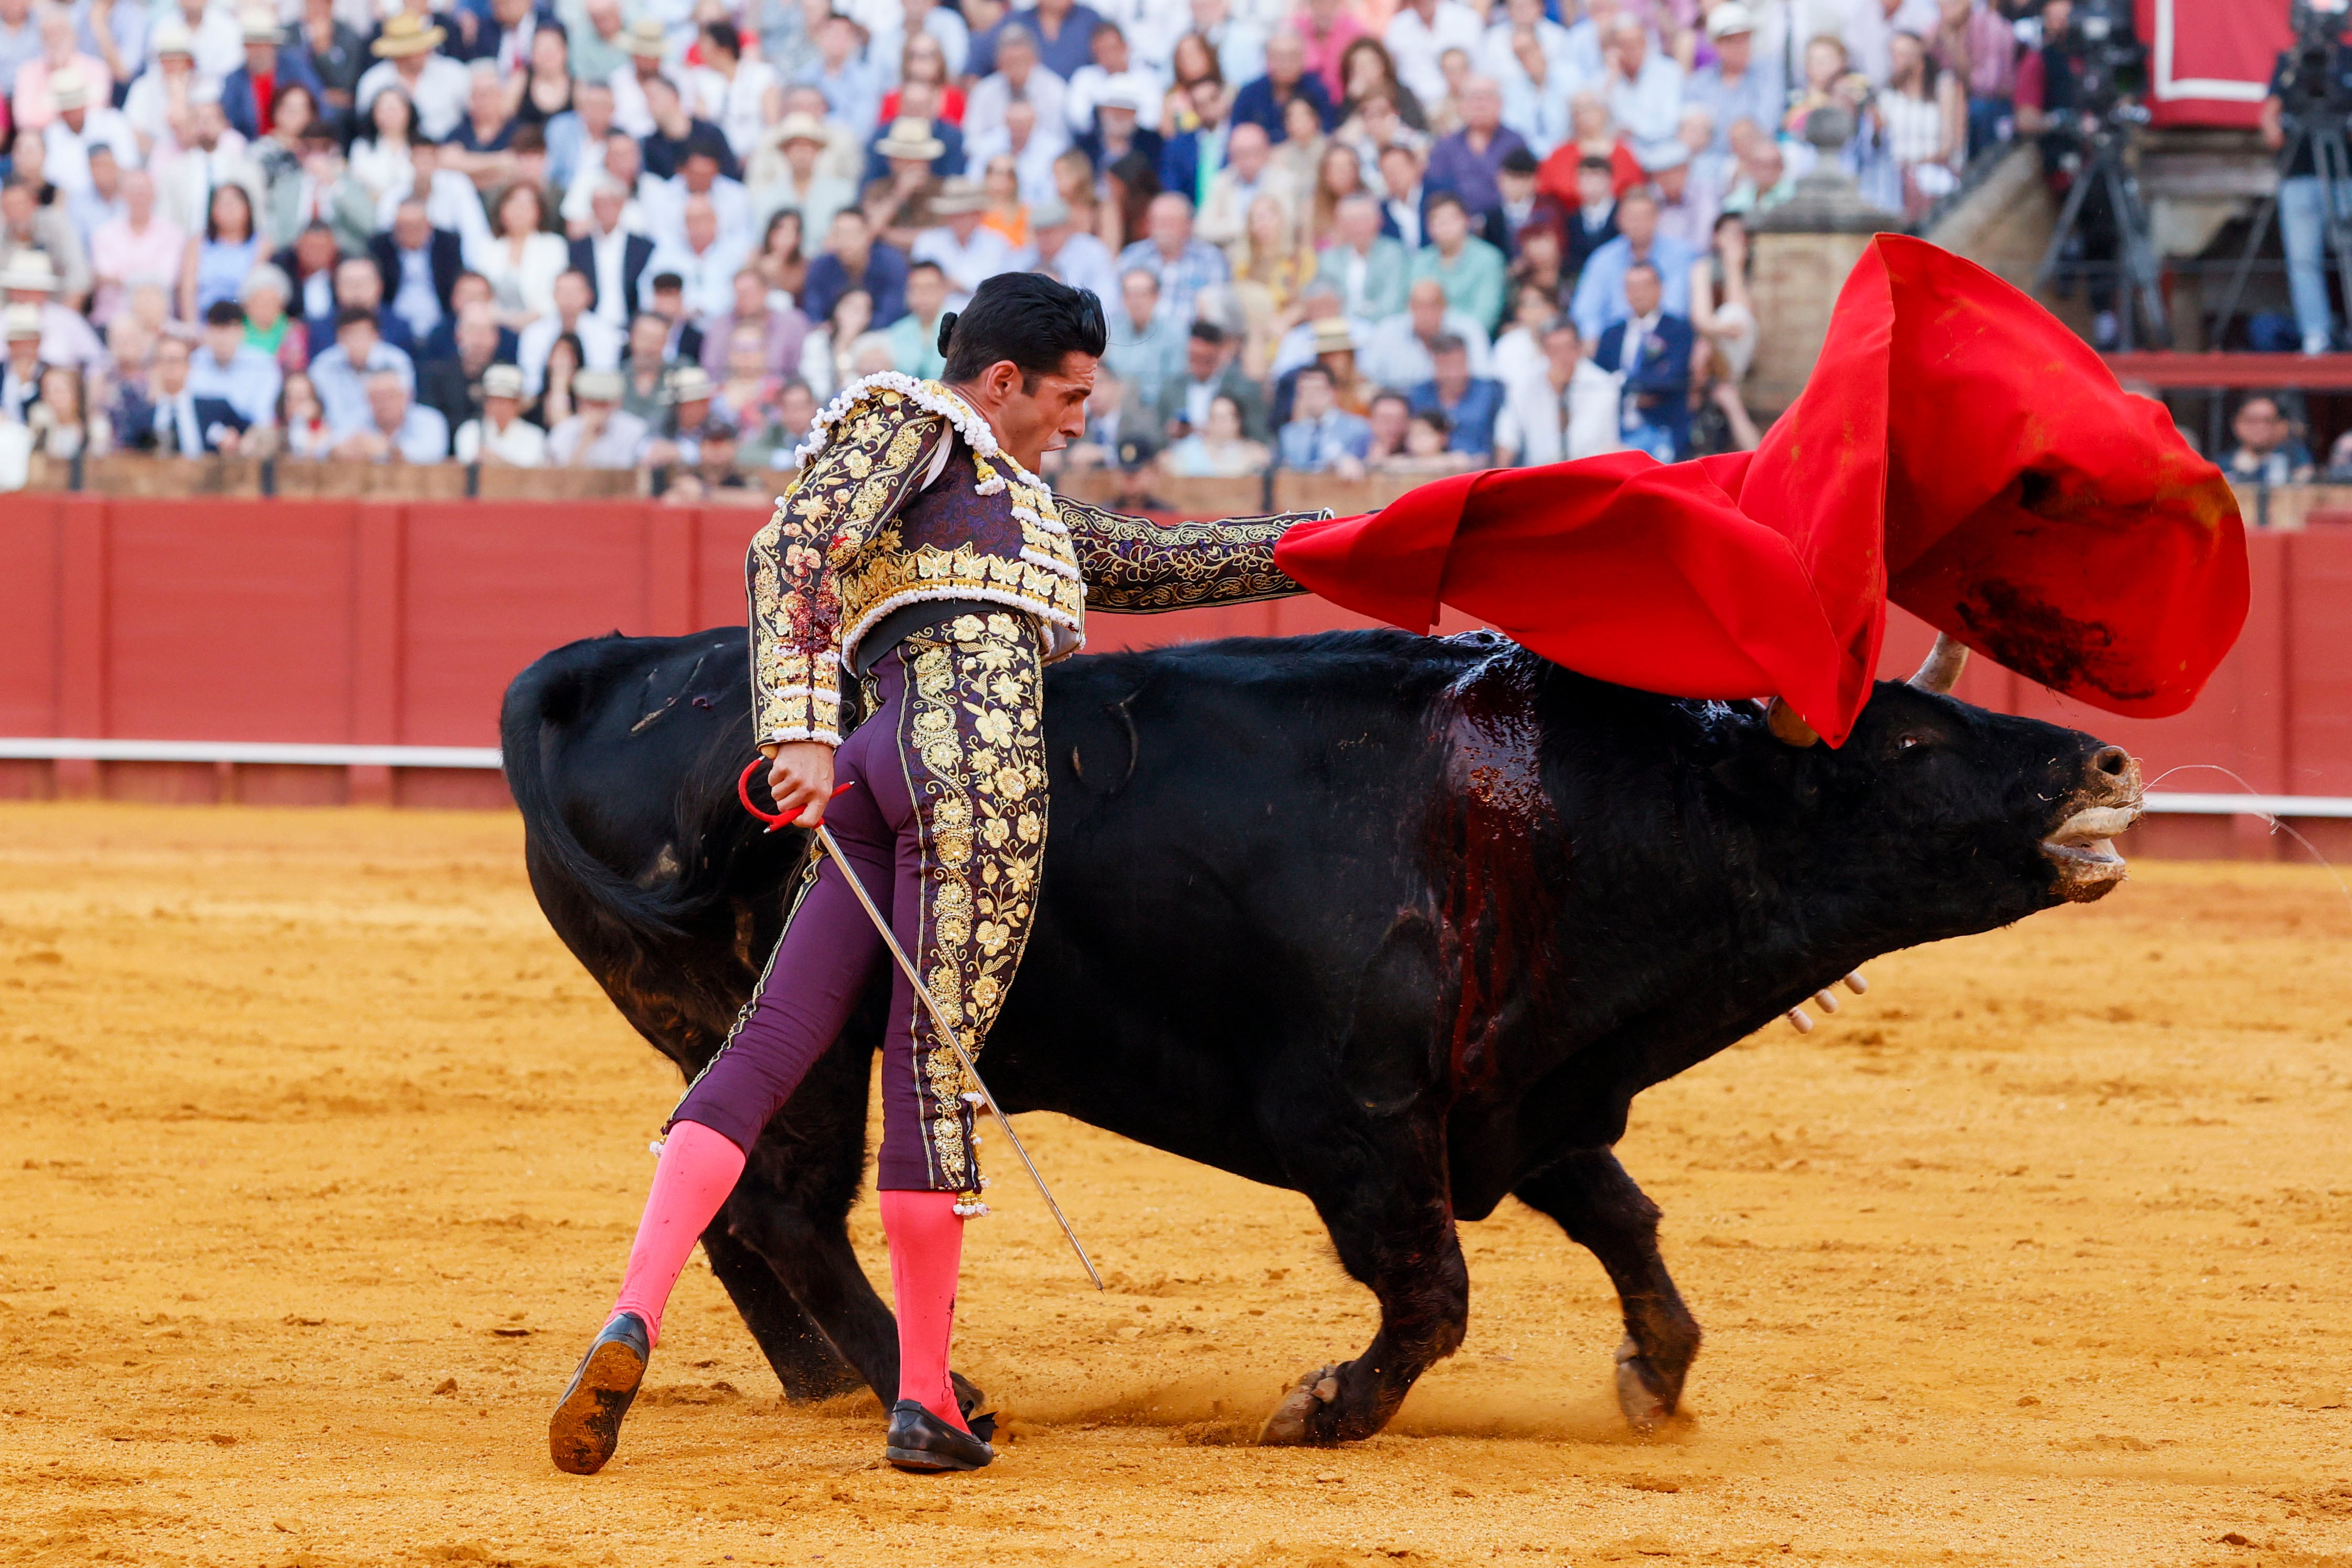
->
<box><xmin>2034</xmin><ymin>116</ymin><xmax>2171</xmax><ymax>350</ymax></box>
<box><xmin>2210</xmin><ymin>115</ymin><xmax>2352</xmax><ymax>351</ymax></box>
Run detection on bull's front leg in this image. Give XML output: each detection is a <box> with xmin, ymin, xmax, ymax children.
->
<box><xmin>1258</xmin><ymin>1113</ymin><xmax>1469</xmax><ymax>1446</ymax></box>
<box><xmin>1514</xmin><ymin>1148</ymin><xmax>1701</xmax><ymax>1433</ymax></box>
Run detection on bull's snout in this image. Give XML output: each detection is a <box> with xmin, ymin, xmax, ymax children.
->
<box><xmin>2039</xmin><ymin>745</ymin><xmax>2144</xmax><ymax>902</ymax></box>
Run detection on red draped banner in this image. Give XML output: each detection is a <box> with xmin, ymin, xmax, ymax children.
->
<box><xmin>1274</xmin><ymin>235</ymin><xmax>2247</xmax><ymax>748</ymax></box>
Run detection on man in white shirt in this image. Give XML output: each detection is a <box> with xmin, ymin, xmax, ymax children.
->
<box><xmin>1378</xmin><ymin>142</ymin><xmax>1428</xmax><ymax>251</ymax></box>
<box><xmin>640</xmin><ymin>137</ymin><xmax>752</xmax><ymax>252</ymax></box>
<box><xmin>166</xmin><ymin>0</ymin><xmax>242</xmax><ymax>83</ymax></box>
<box><xmin>335</xmin><ymin>365</ymin><xmax>449</xmax><ymax>462</ymax></box>
<box><xmin>518</xmin><ymin>268</ymin><xmax>623</xmax><ymax>394</ymax></box>
<box><xmin>1494</xmin><ymin>316</ymin><xmax>1623</xmax><ymax>464</ymax></box>
<box><xmin>965</xmin><ymin>24</ymin><xmax>1068</xmax><ymax>152</ymax></box>
<box><xmin>908</xmin><ymin>176</ymin><xmax>1016</xmax><ymax>310</ymax></box>
<box><xmin>1185</xmin><ymin>0</ymin><xmax>1264</xmax><ymax>90</ymax></box>
<box><xmin>1021</xmin><ymin>196</ymin><xmax>1118</xmax><ymax>307</ymax></box>
<box><xmin>372</xmin><ymin>138</ymin><xmax>493</xmax><ymax>259</ymax></box>
<box><xmin>1064</xmin><ymin>19</ymin><xmax>1163</xmax><ymax>135</ymax></box>
<box><xmin>965</xmin><ymin>98</ymin><xmax>1064</xmax><ymax>207</ymax></box>
<box><xmin>354</xmin><ymin>13</ymin><xmax>470</xmax><ymax>140</ymax></box>
<box><xmin>1384</xmin><ymin>0</ymin><xmax>1483</xmax><ymax>107</ymax></box>
<box><xmin>1602</xmin><ymin>15</ymin><xmax>1685</xmax><ymax>156</ymax></box>
<box><xmin>573</xmin><ymin>180</ymin><xmax>650</xmax><ymax>329</ymax></box>
<box><xmin>454</xmin><ymin>362</ymin><xmax>547</xmax><ymax>464</ymax></box>
<box><xmin>40</xmin><ymin>67</ymin><xmax>136</xmax><ymax>197</ymax></box>
<box><xmin>605</xmin><ymin>18</ymin><xmax>675</xmax><ymax>140</ymax></box>
<box><xmin>1358</xmin><ymin>275</ymin><xmax>1494</xmax><ymax>388</ymax></box>
<box><xmin>642</xmin><ymin>193</ymin><xmax>750</xmax><ymax>321</ymax></box>
<box><xmin>555</xmin><ymin>80</ymin><xmax>621</xmax><ymax>228</ymax></box>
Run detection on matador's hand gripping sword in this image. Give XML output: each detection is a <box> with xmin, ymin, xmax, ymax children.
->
<box><xmin>738</xmin><ymin>759</ymin><xmax>1104</xmax><ymax>1290</ymax></box>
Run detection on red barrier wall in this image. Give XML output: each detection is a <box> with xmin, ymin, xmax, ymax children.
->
<box><xmin>2</xmin><ymin>498</ymin><xmax>2345</xmax><ymax>859</ymax></box>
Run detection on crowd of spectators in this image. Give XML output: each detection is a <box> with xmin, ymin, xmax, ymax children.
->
<box><xmin>0</xmin><ymin>0</ymin><xmax>2051</xmax><ymax>495</ymax></box>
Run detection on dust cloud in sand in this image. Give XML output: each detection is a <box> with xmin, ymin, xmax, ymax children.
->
<box><xmin>4</xmin><ymin>803</ymin><xmax>2349</xmax><ymax>1565</ymax></box>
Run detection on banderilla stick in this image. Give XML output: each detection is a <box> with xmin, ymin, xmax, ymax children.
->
<box><xmin>738</xmin><ymin>760</ymin><xmax>1105</xmax><ymax>1290</ymax></box>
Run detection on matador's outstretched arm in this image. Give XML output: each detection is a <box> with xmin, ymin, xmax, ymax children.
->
<box><xmin>1056</xmin><ymin>498</ymin><xmax>1331</xmax><ymax>613</ymax></box>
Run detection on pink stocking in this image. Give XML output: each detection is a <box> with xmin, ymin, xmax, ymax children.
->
<box><xmin>610</xmin><ymin>1120</ymin><xmax>747</xmax><ymax>1349</ymax></box>
<box><xmin>880</xmin><ymin>1188</ymin><xmax>967</xmax><ymax>1431</ymax></box>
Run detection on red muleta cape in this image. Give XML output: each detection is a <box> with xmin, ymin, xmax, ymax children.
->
<box><xmin>1273</xmin><ymin>234</ymin><xmax>2248</xmax><ymax>747</ymax></box>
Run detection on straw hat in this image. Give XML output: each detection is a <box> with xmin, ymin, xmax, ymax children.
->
<box><xmin>573</xmin><ymin>367</ymin><xmax>624</xmax><ymax>401</ymax></box>
<box><xmin>0</xmin><ymin>251</ymin><xmax>62</xmax><ymax>295</ymax></box>
<box><xmin>622</xmin><ymin>17</ymin><xmax>667</xmax><ymax>57</ymax></box>
<box><xmin>370</xmin><ymin>12</ymin><xmax>448</xmax><ymax>57</ymax></box>
<box><xmin>1311</xmin><ymin>316</ymin><xmax>1358</xmax><ymax>357</ymax></box>
<box><xmin>481</xmin><ymin>363</ymin><xmax>525</xmax><ymax>399</ymax></box>
<box><xmin>666</xmin><ymin>365</ymin><xmax>715</xmax><ymax>405</ymax></box>
<box><xmin>152</xmin><ymin>19</ymin><xmax>193</xmax><ymax>57</ymax></box>
<box><xmin>874</xmin><ymin>116</ymin><xmax>946</xmax><ymax>163</ymax></box>
<box><xmin>49</xmin><ymin>66</ymin><xmax>87</xmax><ymax>110</ymax></box>
<box><xmin>4</xmin><ymin>302</ymin><xmax>42</xmax><ymax>341</ymax></box>
<box><xmin>1029</xmin><ymin>196</ymin><xmax>1072</xmax><ymax>229</ymax></box>
<box><xmin>929</xmin><ymin>175</ymin><xmax>986</xmax><ymax>215</ymax></box>
<box><xmin>1705</xmin><ymin>2</ymin><xmax>1756</xmax><ymax>38</ymax></box>
<box><xmin>241</xmin><ymin>6</ymin><xmax>279</xmax><ymax>41</ymax></box>
<box><xmin>775</xmin><ymin>111</ymin><xmax>829</xmax><ymax>148</ymax></box>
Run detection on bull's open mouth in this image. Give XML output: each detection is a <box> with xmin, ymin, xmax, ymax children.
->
<box><xmin>2040</xmin><ymin>802</ymin><xmax>2140</xmax><ymax>900</ymax></box>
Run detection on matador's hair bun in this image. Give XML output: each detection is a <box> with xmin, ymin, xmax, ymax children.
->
<box><xmin>935</xmin><ymin>311</ymin><xmax>958</xmax><ymax>356</ymax></box>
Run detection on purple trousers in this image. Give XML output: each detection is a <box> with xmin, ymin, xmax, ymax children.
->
<box><xmin>670</xmin><ymin>611</ymin><xmax>1049</xmax><ymax>1195</ymax></box>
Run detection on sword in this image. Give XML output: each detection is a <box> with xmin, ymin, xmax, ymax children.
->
<box><xmin>738</xmin><ymin>760</ymin><xmax>1104</xmax><ymax>1290</ymax></box>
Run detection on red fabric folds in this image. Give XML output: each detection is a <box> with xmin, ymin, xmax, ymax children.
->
<box><xmin>1272</xmin><ymin>234</ymin><xmax>2248</xmax><ymax>747</ymax></box>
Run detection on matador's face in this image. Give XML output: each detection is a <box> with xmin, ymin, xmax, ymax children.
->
<box><xmin>982</xmin><ymin>351</ymin><xmax>1097</xmax><ymax>470</ymax></box>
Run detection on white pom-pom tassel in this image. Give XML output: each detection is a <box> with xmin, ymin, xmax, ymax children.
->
<box><xmin>1813</xmin><ymin>989</ymin><xmax>1840</xmax><ymax>1013</ymax></box>
<box><xmin>1842</xmin><ymin>971</ymin><xmax>1868</xmax><ymax>994</ymax></box>
<box><xmin>648</xmin><ymin>1137</ymin><xmax>666</xmax><ymax>1158</ymax></box>
<box><xmin>1787</xmin><ymin>1007</ymin><xmax>1815</xmax><ymax>1034</ymax></box>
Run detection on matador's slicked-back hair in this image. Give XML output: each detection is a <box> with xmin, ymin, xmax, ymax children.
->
<box><xmin>938</xmin><ymin>272</ymin><xmax>1107</xmax><ymax>388</ymax></box>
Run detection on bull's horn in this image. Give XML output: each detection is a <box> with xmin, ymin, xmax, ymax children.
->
<box><xmin>1908</xmin><ymin>632</ymin><xmax>1968</xmax><ymax>695</ymax></box>
<box><xmin>1764</xmin><ymin>696</ymin><xmax>1820</xmax><ymax>748</ymax></box>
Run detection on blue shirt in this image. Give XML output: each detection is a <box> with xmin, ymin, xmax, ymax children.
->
<box><xmin>1683</xmin><ymin>60</ymin><xmax>1785</xmax><ymax>154</ymax></box>
<box><xmin>1113</xmin><ymin>236</ymin><xmax>1229</xmax><ymax>328</ymax></box>
<box><xmin>1568</xmin><ymin>233</ymin><xmax>1698</xmax><ymax>343</ymax></box>
<box><xmin>186</xmin><ymin>344</ymin><xmax>284</xmax><ymax>429</ymax></box>
<box><xmin>1407</xmin><ymin>376</ymin><xmax>1506</xmax><ymax>458</ymax></box>
<box><xmin>1277</xmin><ymin>408</ymin><xmax>1372</xmax><ymax>471</ymax></box>
<box><xmin>1423</xmin><ymin>126</ymin><xmax>1530</xmax><ymax>218</ymax></box>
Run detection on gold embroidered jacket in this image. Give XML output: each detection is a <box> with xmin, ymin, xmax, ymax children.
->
<box><xmin>747</xmin><ymin>374</ymin><xmax>1325</xmax><ymax>747</ymax></box>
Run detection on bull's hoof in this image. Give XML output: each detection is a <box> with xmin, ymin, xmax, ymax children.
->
<box><xmin>1257</xmin><ymin>1363</ymin><xmax>1342</xmax><ymax>1445</ymax></box>
<box><xmin>1613</xmin><ymin>1336</ymin><xmax>1674</xmax><ymax>1435</ymax></box>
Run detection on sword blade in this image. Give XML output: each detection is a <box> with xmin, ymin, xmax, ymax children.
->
<box><xmin>808</xmin><ymin>823</ymin><xmax>1104</xmax><ymax>1291</ymax></box>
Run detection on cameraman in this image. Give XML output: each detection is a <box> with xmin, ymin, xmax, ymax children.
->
<box><xmin>2260</xmin><ymin>12</ymin><xmax>2352</xmax><ymax>355</ymax></box>
<box><xmin>2016</xmin><ymin>0</ymin><xmax>2124</xmax><ymax>349</ymax></box>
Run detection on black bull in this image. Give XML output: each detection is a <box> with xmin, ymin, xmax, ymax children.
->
<box><xmin>502</xmin><ymin>626</ymin><xmax>2144</xmax><ymax>1444</ymax></box>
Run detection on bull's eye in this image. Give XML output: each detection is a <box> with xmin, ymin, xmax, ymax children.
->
<box><xmin>1897</xmin><ymin>733</ymin><xmax>1928</xmax><ymax>753</ymax></box>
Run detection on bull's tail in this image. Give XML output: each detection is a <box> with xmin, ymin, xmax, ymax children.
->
<box><xmin>500</xmin><ymin>640</ymin><xmax>753</xmax><ymax>942</ymax></box>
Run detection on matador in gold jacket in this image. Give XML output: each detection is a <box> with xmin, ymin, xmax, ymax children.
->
<box><xmin>552</xmin><ymin>274</ymin><xmax>1325</xmax><ymax>1478</ymax></box>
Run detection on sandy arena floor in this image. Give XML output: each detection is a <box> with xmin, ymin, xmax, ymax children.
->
<box><xmin>3</xmin><ymin>803</ymin><xmax>2350</xmax><ymax>1567</ymax></box>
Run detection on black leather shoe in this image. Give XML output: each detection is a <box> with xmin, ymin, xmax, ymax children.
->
<box><xmin>548</xmin><ymin>1311</ymin><xmax>650</xmax><ymax>1476</ymax></box>
<box><xmin>884</xmin><ymin>1399</ymin><xmax>996</xmax><ymax>1473</ymax></box>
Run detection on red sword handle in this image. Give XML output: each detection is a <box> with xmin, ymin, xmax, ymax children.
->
<box><xmin>737</xmin><ymin>757</ymin><xmax>854</xmax><ymax>832</ymax></box>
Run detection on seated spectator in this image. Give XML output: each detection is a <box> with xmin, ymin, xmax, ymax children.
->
<box><xmin>335</xmin><ymin>364</ymin><xmax>449</xmax><ymax>462</ymax></box>
<box><xmin>179</xmin><ymin>182</ymin><xmax>262</xmax><ymax>325</ymax></box>
<box><xmin>664</xmin><ymin>417</ymin><xmax>750</xmax><ymax>501</ymax></box>
<box><xmin>188</xmin><ymin>300</ymin><xmax>283</xmax><ymax>430</ymax></box>
<box><xmin>1409</xmin><ymin>191</ymin><xmax>1507</xmax><ymax>332</ymax></box>
<box><xmin>1197</xmin><ymin>121</ymin><xmax>1295</xmax><ymax>265</ymax></box>
<box><xmin>1483</xmin><ymin>0</ymin><xmax>1570</xmax><ymax>154</ymax></box>
<box><xmin>1156</xmin><ymin>319</ymin><xmax>1268</xmax><ymax>441</ymax></box>
<box><xmin>1118</xmin><ymin>192</ymin><xmax>1231</xmax><ymax>325</ymax></box>
<box><xmin>802</xmin><ymin>207</ymin><xmax>910</xmax><ymax>327</ymax></box>
<box><xmin>1491</xmin><ymin>279</ymin><xmax>1557</xmax><ymax>388</ymax></box>
<box><xmin>89</xmin><ymin>168</ymin><xmax>184</xmax><ymax>329</ymax></box>
<box><xmin>45</xmin><ymin>68</ymin><xmax>137</xmax><ymax>200</ymax></box>
<box><xmin>878</xmin><ymin>29</ymin><xmax>967</xmax><ymax>131</ymax></box>
<box><xmin>1363</xmin><ymin>387</ymin><xmax>1411</xmax><ymax>465</ymax></box>
<box><xmin>1688</xmin><ymin>214</ymin><xmax>1757</xmax><ymax>387</ymax></box>
<box><xmin>26</xmin><ymin>362</ymin><xmax>110</xmax><ymax>458</ymax></box>
<box><xmin>742</xmin><ymin>375</ymin><xmax>819</xmax><ymax>471</ymax></box>
<box><xmin>447</xmin><ymin>60</ymin><xmax>523</xmax><ymax>181</ymax></box>
<box><xmin>639</xmin><ymin>75</ymin><xmax>737</xmax><ymax>185</ymax></box>
<box><xmin>645</xmin><ymin>363</ymin><xmax>722</xmax><ymax>472</ymax></box>
<box><xmin>548</xmin><ymin>365</ymin><xmax>648</xmax><ymax>467</ymax></box>
<box><xmin>417</xmin><ymin>273</ymin><xmax>516</xmax><ymax>366</ymax></box>
<box><xmin>1378</xmin><ymin>406</ymin><xmax>1473</xmax><ymax>473</ymax></box>
<box><xmin>621</xmin><ymin>303</ymin><xmax>681</xmax><ymax>418</ymax></box>
<box><xmin>476</xmin><ymin>181</ymin><xmax>569</xmax><ymax>328</ymax></box>
<box><xmin>798</xmin><ymin>286</ymin><xmax>875</xmax><ymax>403</ymax></box>
<box><xmin>324</xmin><ymin>254</ymin><xmax>413</xmax><ymax>358</ymax></box>
<box><xmin>3</xmin><ymin>248</ymin><xmax>103</xmax><ymax>370</ymax></box>
<box><xmin>357</xmin><ymin>12</ymin><xmax>469</xmax><ymax>143</ymax></box>
<box><xmin>1406</xmin><ymin>332</ymin><xmax>1503</xmax><ymax>461</ymax></box>
<box><xmin>910</xmin><ymin>175</ymin><xmax>1016</xmax><ymax>308</ymax></box>
<box><xmin>801</xmin><ymin>8</ymin><xmax>886</xmax><ymax>141</ymax></box>
<box><xmin>308</xmin><ymin>305</ymin><xmax>416</xmax><ymax>432</ymax></box>
<box><xmin>1592</xmin><ymin>261</ymin><xmax>1693</xmax><ymax>461</ymax></box>
<box><xmin>1160</xmin><ymin>391</ymin><xmax>1269</xmax><ymax>477</ymax></box>
<box><xmin>1360</xmin><ymin>275</ymin><xmax>1495</xmax><ymax>390</ymax></box>
<box><xmin>645</xmin><ymin>135</ymin><xmax>754</xmax><ymax>255</ymax></box>
<box><xmin>1068</xmin><ymin>24</ymin><xmax>1162</xmax><ymax>143</ymax></box>
<box><xmin>887</xmin><ymin>260</ymin><xmax>952</xmax><ymax>379</ymax></box>
<box><xmin>123</xmin><ymin>334</ymin><xmax>250</xmax><ymax>453</ymax></box>
<box><xmin>1</xmin><ymin>305</ymin><xmax>45</xmax><ymax>421</ymax></box>
<box><xmin>1646</xmin><ymin>143</ymin><xmax>1720</xmax><ymax>255</ymax></box>
<box><xmin>1424</xmin><ymin>76</ymin><xmax>1524</xmax><ymax>221</ymax></box>
<box><xmin>1569</xmin><ymin>186</ymin><xmax>1696</xmax><ymax>342</ymax></box>
<box><xmin>1493</xmin><ymin>147</ymin><xmax>1564</xmax><ymax>261</ymax></box>
<box><xmin>1600</xmin><ymin>15</ymin><xmax>1684</xmax><ymax>159</ymax></box>
<box><xmin>697</xmin><ymin>265</ymin><xmax>803</xmax><ymax>381</ymax></box>
<box><xmin>1276</xmin><ymin>362</ymin><xmax>1372</xmax><ymax>475</ymax></box>
<box><xmin>240</xmin><ymin>265</ymin><xmax>308</xmax><ymax>376</ymax></box>
<box><xmin>452</xmin><ymin>361</ymin><xmax>545</xmax><ymax>465</ymax></box>
<box><xmin>2225</xmin><ymin>395</ymin><xmax>2314</xmax><ymax>486</ymax></box>
<box><xmin>1876</xmin><ymin>30</ymin><xmax>1964</xmax><ymax>218</ymax></box>
<box><xmin>371</xmin><ymin>198</ymin><xmax>464</xmax><ymax>349</ymax></box>
<box><xmin>419</xmin><ymin>302</ymin><xmax>512</xmax><ymax>433</ymax></box>
<box><xmin>1315</xmin><ymin>192</ymin><xmax>1409</xmax><ymax>323</ymax></box>
<box><xmin>1494</xmin><ymin>316</ymin><xmax>1624</xmax><ymax>465</ymax></box>
<box><xmin>1233</xmin><ymin>27</ymin><xmax>1335</xmax><ymax>147</ymax></box>
<box><xmin>1721</xmin><ymin>135</ymin><xmax>1796</xmax><ymax>217</ymax></box>
<box><xmin>1024</xmin><ymin>196</ymin><xmax>1120</xmax><ymax>308</ymax></box>
<box><xmin>523</xmin><ymin>332</ymin><xmax>582</xmax><ymax>430</ymax></box>
<box><xmin>1103</xmin><ymin>266</ymin><xmax>1184</xmax><ymax>413</ymax></box>
<box><xmin>1376</xmin><ymin>142</ymin><xmax>1430</xmax><ymax>250</ymax></box>
<box><xmin>753</xmin><ymin>209</ymin><xmax>810</xmax><ymax>303</ymax></box>
<box><xmin>1685</xmin><ymin>4</ymin><xmax>1784</xmax><ymax>158</ymax></box>
<box><xmin>1555</xmin><ymin>153</ymin><xmax>1619</xmax><ymax>275</ymax></box>
<box><xmin>751</xmin><ymin>113</ymin><xmax>856</xmax><ymax>263</ymax></box>
<box><xmin>276</xmin><ymin>370</ymin><xmax>335</xmax><ymax>459</ymax></box>
<box><xmin>522</xmin><ymin>269</ymin><xmax>623</xmax><ymax>395</ymax></box>
<box><xmin>643</xmin><ymin>192</ymin><xmax>752</xmax><ymax>323</ymax></box>
<box><xmin>714</xmin><ymin>323</ymin><xmax>782</xmax><ymax>431</ymax></box>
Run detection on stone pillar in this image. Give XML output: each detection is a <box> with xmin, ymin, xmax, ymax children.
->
<box><xmin>1745</xmin><ymin>108</ymin><xmax>1902</xmax><ymax>413</ymax></box>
